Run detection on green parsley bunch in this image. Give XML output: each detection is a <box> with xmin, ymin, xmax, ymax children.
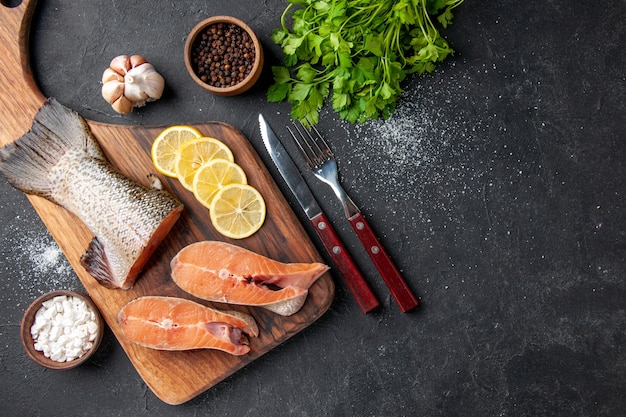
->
<box><xmin>267</xmin><ymin>0</ymin><xmax>464</xmax><ymax>125</ymax></box>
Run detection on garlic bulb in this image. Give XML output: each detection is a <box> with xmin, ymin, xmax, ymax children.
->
<box><xmin>101</xmin><ymin>55</ymin><xmax>165</xmax><ymax>114</ymax></box>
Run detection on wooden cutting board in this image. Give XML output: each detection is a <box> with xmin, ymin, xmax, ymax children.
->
<box><xmin>0</xmin><ymin>0</ymin><xmax>334</xmax><ymax>405</ymax></box>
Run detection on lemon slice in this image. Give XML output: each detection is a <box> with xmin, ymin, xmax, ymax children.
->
<box><xmin>174</xmin><ymin>137</ymin><xmax>234</xmax><ymax>191</ymax></box>
<box><xmin>151</xmin><ymin>125</ymin><xmax>203</xmax><ymax>177</ymax></box>
<box><xmin>210</xmin><ymin>183</ymin><xmax>266</xmax><ymax>239</ymax></box>
<box><xmin>192</xmin><ymin>159</ymin><xmax>248</xmax><ymax>209</ymax></box>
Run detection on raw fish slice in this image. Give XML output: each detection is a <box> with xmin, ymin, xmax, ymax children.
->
<box><xmin>0</xmin><ymin>98</ymin><xmax>183</xmax><ymax>289</ymax></box>
<box><xmin>117</xmin><ymin>296</ymin><xmax>258</xmax><ymax>355</ymax></box>
<box><xmin>171</xmin><ymin>241</ymin><xmax>329</xmax><ymax>316</ymax></box>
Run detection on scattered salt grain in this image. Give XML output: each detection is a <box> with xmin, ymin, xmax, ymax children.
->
<box><xmin>345</xmin><ymin>63</ymin><xmax>482</xmax><ymax>221</ymax></box>
<box><xmin>7</xmin><ymin>229</ymin><xmax>77</xmax><ymax>297</ymax></box>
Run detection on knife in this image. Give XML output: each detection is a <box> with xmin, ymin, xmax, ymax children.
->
<box><xmin>259</xmin><ymin>114</ymin><xmax>380</xmax><ymax>314</ymax></box>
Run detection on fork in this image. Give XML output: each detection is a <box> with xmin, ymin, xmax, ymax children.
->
<box><xmin>288</xmin><ymin>122</ymin><xmax>419</xmax><ymax>313</ymax></box>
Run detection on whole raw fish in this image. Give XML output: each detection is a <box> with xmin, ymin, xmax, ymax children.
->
<box><xmin>0</xmin><ymin>98</ymin><xmax>183</xmax><ymax>289</ymax></box>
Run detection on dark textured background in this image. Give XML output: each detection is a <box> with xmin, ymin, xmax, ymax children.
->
<box><xmin>1</xmin><ymin>0</ymin><xmax>625</xmax><ymax>416</ymax></box>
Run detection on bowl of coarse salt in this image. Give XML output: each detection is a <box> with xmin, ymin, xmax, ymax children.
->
<box><xmin>21</xmin><ymin>290</ymin><xmax>103</xmax><ymax>370</ymax></box>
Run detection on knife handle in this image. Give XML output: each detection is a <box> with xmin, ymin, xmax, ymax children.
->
<box><xmin>348</xmin><ymin>213</ymin><xmax>419</xmax><ymax>313</ymax></box>
<box><xmin>311</xmin><ymin>213</ymin><xmax>380</xmax><ymax>314</ymax></box>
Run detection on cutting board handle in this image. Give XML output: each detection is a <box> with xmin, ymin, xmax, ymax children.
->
<box><xmin>0</xmin><ymin>0</ymin><xmax>47</xmax><ymax>145</ymax></box>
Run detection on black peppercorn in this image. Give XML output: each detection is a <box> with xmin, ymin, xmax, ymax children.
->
<box><xmin>191</xmin><ymin>22</ymin><xmax>256</xmax><ymax>88</ymax></box>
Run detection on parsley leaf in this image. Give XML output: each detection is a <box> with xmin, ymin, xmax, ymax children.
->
<box><xmin>268</xmin><ymin>0</ymin><xmax>465</xmax><ymax>125</ymax></box>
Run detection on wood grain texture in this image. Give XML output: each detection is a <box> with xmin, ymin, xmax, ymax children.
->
<box><xmin>0</xmin><ymin>0</ymin><xmax>334</xmax><ymax>405</ymax></box>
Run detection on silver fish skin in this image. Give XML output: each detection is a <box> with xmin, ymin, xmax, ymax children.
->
<box><xmin>0</xmin><ymin>98</ymin><xmax>183</xmax><ymax>289</ymax></box>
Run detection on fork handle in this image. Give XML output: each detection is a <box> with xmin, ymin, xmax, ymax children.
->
<box><xmin>348</xmin><ymin>213</ymin><xmax>419</xmax><ymax>312</ymax></box>
<box><xmin>311</xmin><ymin>213</ymin><xmax>381</xmax><ymax>314</ymax></box>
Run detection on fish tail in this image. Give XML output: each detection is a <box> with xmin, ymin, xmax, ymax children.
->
<box><xmin>0</xmin><ymin>98</ymin><xmax>105</xmax><ymax>200</ymax></box>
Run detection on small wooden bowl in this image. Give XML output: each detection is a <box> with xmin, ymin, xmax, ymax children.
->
<box><xmin>184</xmin><ymin>16</ymin><xmax>264</xmax><ymax>96</ymax></box>
<box><xmin>21</xmin><ymin>290</ymin><xmax>104</xmax><ymax>370</ymax></box>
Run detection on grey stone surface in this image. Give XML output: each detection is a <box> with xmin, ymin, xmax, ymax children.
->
<box><xmin>1</xmin><ymin>0</ymin><xmax>625</xmax><ymax>415</ymax></box>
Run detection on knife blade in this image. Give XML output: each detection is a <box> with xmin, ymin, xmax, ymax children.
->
<box><xmin>259</xmin><ymin>113</ymin><xmax>380</xmax><ymax>314</ymax></box>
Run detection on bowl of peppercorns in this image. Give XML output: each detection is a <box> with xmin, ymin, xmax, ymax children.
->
<box><xmin>184</xmin><ymin>16</ymin><xmax>264</xmax><ymax>96</ymax></box>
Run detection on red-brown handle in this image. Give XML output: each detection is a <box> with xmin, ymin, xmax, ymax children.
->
<box><xmin>311</xmin><ymin>212</ymin><xmax>380</xmax><ymax>313</ymax></box>
<box><xmin>348</xmin><ymin>213</ymin><xmax>419</xmax><ymax>312</ymax></box>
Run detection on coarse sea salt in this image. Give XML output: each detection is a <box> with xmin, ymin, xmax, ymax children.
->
<box><xmin>30</xmin><ymin>295</ymin><xmax>99</xmax><ymax>362</ymax></box>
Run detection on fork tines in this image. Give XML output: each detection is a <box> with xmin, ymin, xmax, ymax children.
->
<box><xmin>287</xmin><ymin>122</ymin><xmax>332</xmax><ymax>169</ymax></box>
